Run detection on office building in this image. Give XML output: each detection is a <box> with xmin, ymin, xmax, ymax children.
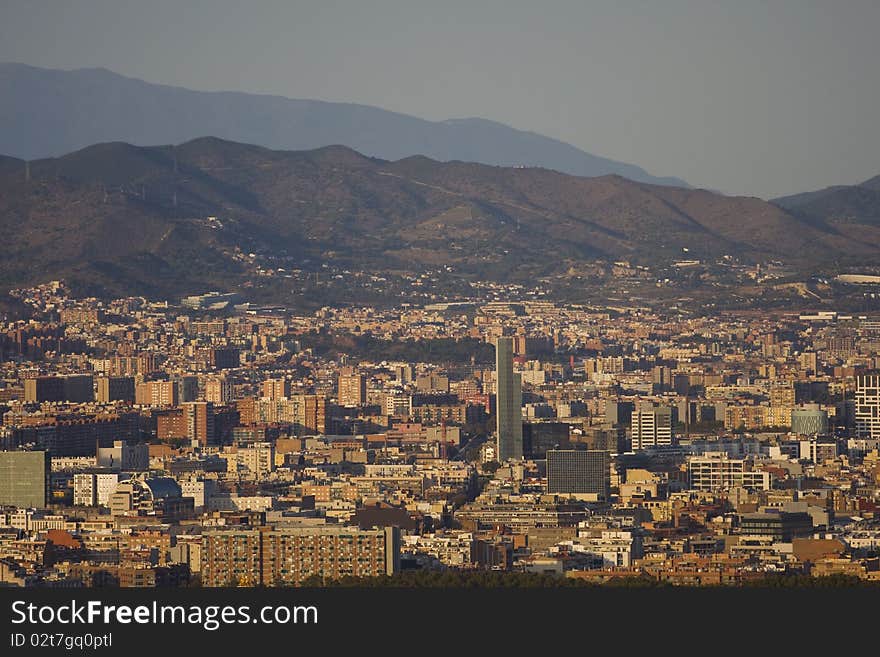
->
<box><xmin>495</xmin><ymin>337</ymin><xmax>523</xmax><ymax>461</ymax></box>
<box><xmin>0</xmin><ymin>450</ymin><xmax>50</xmax><ymax>508</ymax></box>
<box><xmin>546</xmin><ymin>450</ymin><xmax>609</xmax><ymax>499</ymax></box>
<box><xmin>738</xmin><ymin>512</ymin><xmax>814</xmax><ymax>541</ymax></box>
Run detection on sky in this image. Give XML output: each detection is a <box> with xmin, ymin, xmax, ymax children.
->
<box><xmin>1</xmin><ymin>0</ymin><xmax>878</xmax><ymax>199</ymax></box>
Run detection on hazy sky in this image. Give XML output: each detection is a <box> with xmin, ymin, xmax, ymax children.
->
<box><xmin>1</xmin><ymin>0</ymin><xmax>878</xmax><ymax>198</ymax></box>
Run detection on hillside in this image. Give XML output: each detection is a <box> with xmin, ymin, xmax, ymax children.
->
<box><xmin>1</xmin><ymin>138</ymin><xmax>876</xmax><ymax>300</ymax></box>
<box><xmin>0</xmin><ymin>62</ymin><xmax>686</xmax><ymax>187</ymax></box>
<box><xmin>772</xmin><ymin>174</ymin><xmax>880</xmax><ymax>248</ymax></box>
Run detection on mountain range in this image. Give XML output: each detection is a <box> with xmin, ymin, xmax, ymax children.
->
<box><xmin>0</xmin><ymin>62</ymin><xmax>687</xmax><ymax>188</ymax></box>
<box><xmin>772</xmin><ymin>175</ymin><xmax>880</xmax><ymax>229</ymax></box>
<box><xmin>2</xmin><ymin>137</ymin><xmax>879</xmax><ymax>301</ymax></box>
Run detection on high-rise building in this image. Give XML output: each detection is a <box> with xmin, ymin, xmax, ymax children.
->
<box><xmin>262</xmin><ymin>378</ymin><xmax>290</xmax><ymax>400</ymax></box>
<box><xmin>184</xmin><ymin>402</ymin><xmax>215</xmax><ymax>447</ymax></box>
<box><xmin>415</xmin><ymin>373</ymin><xmax>449</xmax><ymax>393</ymax></box>
<box><xmin>632</xmin><ymin>403</ymin><xmax>673</xmax><ymax>450</ymax></box>
<box><xmin>209</xmin><ymin>348</ymin><xmax>240</xmax><ymax>370</ymax></box>
<box><xmin>24</xmin><ymin>376</ymin><xmax>64</xmax><ymax>403</ymax></box>
<box><xmin>205</xmin><ymin>377</ymin><xmax>234</xmax><ymax>404</ymax></box>
<box><xmin>135</xmin><ymin>380</ymin><xmax>179</xmax><ymax>407</ymax></box>
<box><xmin>201</xmin><ymin>525</ymin><xmax>400</xmax><ymax>587</ymax></box>
<box><xmin>0</xmin><ymin>450</ymin><xmax>50</xmax><ymax>508</ymax></box>
<box><xmin>96</xmin><ymin>376</ymin><xmax>135</xmax><ymax>403</ymax></box>
<box><xmin>495</xmin><ymin>337</ymin><xmax>522</xmax><ymax>461</ymax></box>
<box><xmin>855</xmin><ymin>373</ymin><xmax>880</xmax><ymax>439</ymax></box>
<box><xmin>237</xmin><ymin>442</ymin><xmax>275</xmax><ymax>479</ymax></box>
<box><xmin>338</xmin><ymin>374</ymin><xmax>367</xmax><ymax>407</ymax></box>
<box><xmin>176</xmin><ymin>376</ymin><xmax>200</xmax><ymax>403</ymax></box>
<box><xmin>546</xmin><ymin>449</ymin><xmax>609</xmax><ymax>499</ymax></box>
<box><xmin>394</xmin><ymin>364</ymin><xmax>414</xmax><ymax>385</ymax></box>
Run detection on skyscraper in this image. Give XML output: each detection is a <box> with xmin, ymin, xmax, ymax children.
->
<box><xmin>184</xmin><ymin>401</ymin><xmax>215</xmax><ymax>447</ymax></box>
<box><xmin>495</xmin><ymin>337</ymin><xmax>522</xmax><ymax>461</ymax></box>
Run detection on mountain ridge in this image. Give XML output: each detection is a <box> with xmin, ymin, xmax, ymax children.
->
<box><xmin>0</xmin><ymin>62</ymin><xmax>688</xmax><ymax>187</ymax></box>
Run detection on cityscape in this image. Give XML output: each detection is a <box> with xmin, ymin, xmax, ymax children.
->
<box><xmin>2</xmin><ymin>278</ymin><xmax>880</xmax><ymax>588</ymax></box>
<box><xmin>2</xmin><ymin>2</ymin><xmax>880</xmax><ymax>600</ymax></box>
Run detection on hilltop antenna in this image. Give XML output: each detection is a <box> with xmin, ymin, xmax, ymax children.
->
<box><xmin>24</xmin><ymin>161</ymin><xmax>30</xmax><ymax>183</ymax></box>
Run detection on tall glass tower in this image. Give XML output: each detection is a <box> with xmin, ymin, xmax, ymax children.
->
<box><xmin>495</xmin><ymin>337</ymin><xmax>523</xmax><ymax>461</ymax></box>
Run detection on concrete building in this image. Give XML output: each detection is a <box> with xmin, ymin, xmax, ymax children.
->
<box><xmin>262</xmin><ymin>378</ymin><xmax>290</xmax><ymax>400</ymax></box>
<box><xmin>798</xmin><ymin>438</ymin><xmax>838</xmax><ymax>464</ymax></box>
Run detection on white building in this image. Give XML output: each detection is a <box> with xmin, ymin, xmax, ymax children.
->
<box><xmin>554</xmin><ymin>529</ymin><xmax>643</xmax><ymax>568</ymax></box>
<box><xmin>632</xmin><ymin>403</ymin><xmax>673</xmax><ymax>450</ymax></box>
<box><xmin>856</xmin><ymin>374</ymin><xmax>880</xmax><ymax>439</ymax></box>
<box><xmin>73</xmin><ymin>473</ymin><xmax>122</xmax><ymax>506</ymax></box>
